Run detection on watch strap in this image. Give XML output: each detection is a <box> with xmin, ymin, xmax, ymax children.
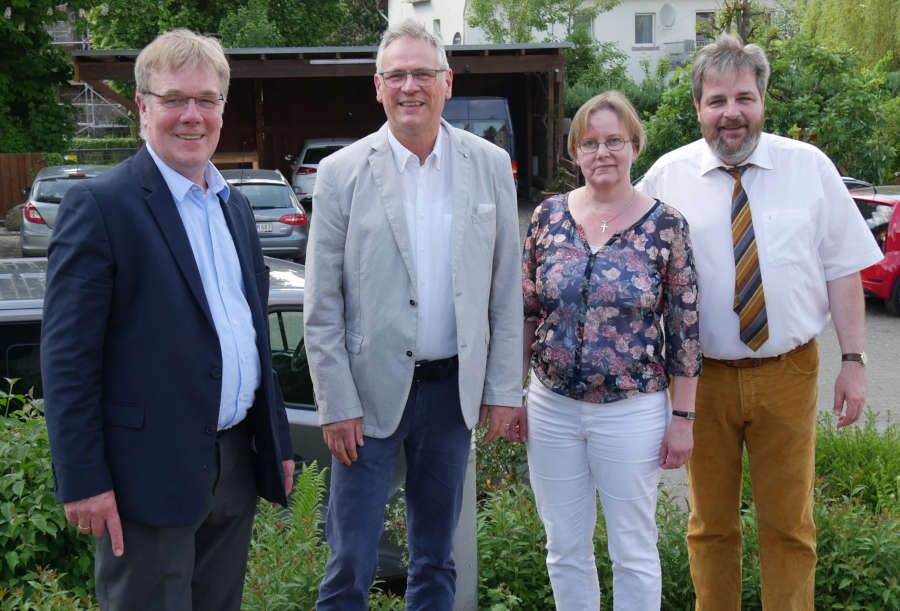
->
<box><xmin>672</xmin><ymin>410</ymin><xmax>696</xmax><ymax>420</ymax></box>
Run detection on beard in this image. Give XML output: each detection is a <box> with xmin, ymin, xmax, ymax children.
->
<box><xmin>702</xmin><ymin>117</ymin><xmax>763</xmax><ymax>165</ymax></box>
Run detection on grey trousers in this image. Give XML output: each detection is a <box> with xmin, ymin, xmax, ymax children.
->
<box><xmin>94</xmin><ymin>422</ymin><xmax>258</xmax><ymax>611</ymax></box>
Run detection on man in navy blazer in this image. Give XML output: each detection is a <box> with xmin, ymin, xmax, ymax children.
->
<box><xmin>41</xmin><ymin>29</ymin><xmax>294</xmax><ymax>611</ymax></box>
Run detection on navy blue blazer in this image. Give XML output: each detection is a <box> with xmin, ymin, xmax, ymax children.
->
<box><xmin>41</xmin><ymin>146</ymin><xmax>293</xmax><ymax>527</ymax></box>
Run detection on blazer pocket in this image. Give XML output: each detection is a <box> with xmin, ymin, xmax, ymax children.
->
<box><xmin>104</xmin><ymin>403</ymin><xmax>145</xmax><ymax>429</ymax></box>
<box><xmin>345</xmin><ymin>330</ymin><xmax>363</xmax><ymax>355</ymax></box>
<box><xmin>472</xmin><ymin>202</ymin><xmax>496</xmax><ymax>224</ymax></box>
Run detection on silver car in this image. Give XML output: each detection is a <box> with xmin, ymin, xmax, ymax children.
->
<box><xmin>20</xmin><ymin>165</ymin><xmax>112</xmax><ymax>257</ymax></box>
<box><xmin>222</xmin><ymin>169</ymin><xmax>309</xmax><ymax>262</ymax></box>
<box><xmin>288</xmin><ymin>138</ymin><xmax>356</xmax><ymax>204</ymax></box>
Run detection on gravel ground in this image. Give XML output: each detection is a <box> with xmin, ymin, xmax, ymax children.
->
<box><xmin>0</xmin><ymin>227</ymin><xmax>20</xmax><ymax>258</ymax></box>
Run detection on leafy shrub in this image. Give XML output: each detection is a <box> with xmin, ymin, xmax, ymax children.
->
<box><xmin>0</xmin><ymin>382</ymin><xmax>94</xmax><ymax>599</ymax></box>
<box><xmin>815</xmin><ymin>412</ymin><xmax>900</xmax><ymax>516</ymax></box>
<box><xmin>242</xmin><ymin>461</ymin><xmax>330</xmax><ymax>610</ymax></box>
<box><xmin>0</xmin><ymin>566</ymin><xmax>97</xmax><ymax>611</ymax></box>
<box><xmin>474</xmin><ymin>428</ymin><xmax>529</xmax><ymax>498</ymax></box>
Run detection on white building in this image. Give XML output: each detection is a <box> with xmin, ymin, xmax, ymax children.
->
<box><xmin>387</xmin><ymin>0</ymin><xmax>721</xmax><ymax>82</ymax></box>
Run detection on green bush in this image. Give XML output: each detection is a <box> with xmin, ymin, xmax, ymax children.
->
<box><xmin>0</xmin><ymin>382</ymin><xmax>94</xmax><ymax>599</ymax></box>
<box><xmin>0</xmin><ymin>566</ymin><xmax>97</xmax><ymax>611</ymax></box>
<box><xmin>815</xmin><ymin>412</ymin><xmax>900</xmax><ymax>516</ymax></box>
<box><xmin>242</xmin><ymin>462</ymin><xmax>330</xmax><ymax>610</ymax></box>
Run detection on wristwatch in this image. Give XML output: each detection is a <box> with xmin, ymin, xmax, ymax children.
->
<box><xmin>841</xmin><ymin>352</ymin><xmax>868</xmax><ymax>366</ymax></box>
<box><xmin>672</xmin><ymin>410</ymin><xmax>696</xmax><ymax>420</ymax></box>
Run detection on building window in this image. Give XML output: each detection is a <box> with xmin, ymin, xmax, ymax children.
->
<box><xmin>696</xmin><ymin>11</ymin><xmax>716</xmax><ymax>47</ymax></box>
<box><xmin>433</xmin><ymin>19</ymin><xmax>441</xmax><ymax>39</ymax></box>
<box><xmin>573</xmin><ymin>13</ymin><xmax>593</xmax><ymax>37</ymax></box>
<box><xmin>635</xmin><ymin>13</ymin><xmax>654</xmax><ymax>45</ymax></box>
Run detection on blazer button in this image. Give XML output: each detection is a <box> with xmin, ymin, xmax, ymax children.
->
<box><xmin>409</xmin><ymin>299</ymin><xmax>417</xmax><ymax>306</ymax></box>
<box><xmin>210</xmin><ymin>366</ymin><xmax>222</xmax><ymax>379</ymax></box>
<box><xmin>205</xmin><ymin>424</ymin><xmax>215</xmax><ymax>435</ymax></box>
<box><xmin>406</xmin><ymin>350</ymin><xmax>413</xmax><ymax>357</ymax></box>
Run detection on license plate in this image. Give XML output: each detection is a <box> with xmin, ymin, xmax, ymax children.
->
<box><xmin>256</xmin><ymin>222</ymin><xmax>273</xmax><ymax>233</ymax></box>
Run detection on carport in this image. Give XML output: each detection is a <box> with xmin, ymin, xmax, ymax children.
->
<box><xmin>72</xmin><ymin>43</ymin><xmax>569</xmax><ymax>194</ymax></box>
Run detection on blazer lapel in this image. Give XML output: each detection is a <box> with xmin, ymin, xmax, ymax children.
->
<box><xmin>447</xmin><ymin>122</ymin><xmax>472</xmax><ymax>271</ymax></box>
<box><xmin>368</xmin><ymin>124</ymin><xmax>416</xmax><ymax>285</ymax></box>
<box><xmin>219</xmin><ymin>192</ymin><xmax>263</xmax><ymax>316</ymax></box>
<box><xmin>136</xmin><ymin>147</ymin><xmax>215</xmax><ymax>329</ymax></box>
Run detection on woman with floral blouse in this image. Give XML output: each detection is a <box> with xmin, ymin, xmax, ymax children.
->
<box><xmin>510</xmin><ymin>91</ymin><xmax>702</xmax><ymax>610</ymax></box>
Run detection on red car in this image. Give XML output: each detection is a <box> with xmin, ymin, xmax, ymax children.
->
<box><xmin>851</xmin><ymin>185</ymin><xmax>900</xmax><ymax>315</ymax></box>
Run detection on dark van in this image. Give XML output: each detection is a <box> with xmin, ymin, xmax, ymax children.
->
<box><xmin>442</xmin><ymin>97</ymin><xmax>517</xmax><ymax>187</ymax></box>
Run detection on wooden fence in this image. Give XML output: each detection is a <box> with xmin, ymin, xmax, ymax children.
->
<box><xmin>0</xmin><ymin>153</ymin><xmax>47</xmax><ymax>219</ymax></box>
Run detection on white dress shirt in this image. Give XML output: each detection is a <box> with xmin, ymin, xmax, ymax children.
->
<box><xmin>639</xmin><ymin>133</ymin><xmax>883</xmax><ymax>359</ymax></box>
<box><xmin>387</xmin><ymin>125</ymin><xmax>457</xmax><ymax>361</ymax></box>
<box><xmin>146</xmin><ymin>144</ymin><xmax>260</xmax><ymax>429</ymax></box>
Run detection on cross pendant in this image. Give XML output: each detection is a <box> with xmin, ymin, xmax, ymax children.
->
<box><xmin>600</xmin><ymin>221</ymin><xmax>608</xmax><ymax>233</ymax></box>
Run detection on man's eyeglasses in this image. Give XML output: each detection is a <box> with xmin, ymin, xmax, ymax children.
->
<box><xmin>577</xmin><ymin>137</ymin><xmax>633</xmax><ymax>154</ymax></box>
<box><xmin>143</xmin><ymin>91</ymin><xmax>225</xmax><ymax>111</ymax></box>
<box><xmin>378</xmin><ymin>69</ymin><xmax>447</xmax><ymax>88</ymax></box>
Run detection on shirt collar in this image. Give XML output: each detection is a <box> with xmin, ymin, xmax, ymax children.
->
<box><xmin>145</xmin><ymin>142</ymin><xmax>230</xmax><ymax>203</ymax></box>
<box><xmin>387</xmin><ymin>124</ymin><xmax>446</xmax><ymax>173</ymax></box>
<box><xmin>698</xmin><ymin>132</ymin><xmax>774</xmax><ymax>176</ymax></box>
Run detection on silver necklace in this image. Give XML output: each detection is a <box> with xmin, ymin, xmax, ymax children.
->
<box><xmin>595</xmin><ymin>186</ymin><xmax>636</xmax><ymax>232</ymax></box>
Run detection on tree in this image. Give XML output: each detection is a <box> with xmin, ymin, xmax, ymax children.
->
<box><xmin>86</xmin><ymin>0</ymin><xmax>352</xmax><ymax>50</ymax></box>
<box><xmin>326</xmin><ymin>0</ymin><xmax>386</xmax><ymax>46</ymax></box>
<box><xmin>799</xmin><ymin>0</ymin><xmax>900</xmax><ymax>70</ymax></box>
<box><xmin>0</xmin><ymin>1</ymin><xmax>93</xmax><ymax>153</ymax></box>
<box><xmin>219</xmin><ymin>0</ymin><xmax>283</xmax><ymax>48</ymax></box>
<box><xmin>632</xmin><ymin>35</ymin><xmax>895</xmax><ymax>183</ymax></box>
<box><xmin>466</xmin><ymin>0</ymin><xmax>616</xmax><ymax>44</ymax></box>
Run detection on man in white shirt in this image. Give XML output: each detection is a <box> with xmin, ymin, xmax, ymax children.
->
<box><xmin>303</xmin><ymin>20</ymin><xmax>522</xmax><ymax>610</ymax></box>
<box><xmin>639</xmin><ymin>34</ymin><xmax>882</xmax><ymax>610</ymax></box>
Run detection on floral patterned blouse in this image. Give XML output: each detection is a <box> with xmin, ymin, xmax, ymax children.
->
<box><xmin>523</xmin><ymin>192</ymin><xmax>702</xmax><ymax>404</ymax></box>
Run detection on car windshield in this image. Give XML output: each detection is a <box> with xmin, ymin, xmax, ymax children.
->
<box><xmin>302</xmin><ymin>146</ymin><xmax>344</xmax><ymax>165</ymax></box>
<box><xmin>233</xmin><ymin>183</ymin><xmax>295</xmax><ymax>209</ymax></box>
<box><xmin>34</xmin><ymin>177</ymin><xmax>89</xmax><ymax>203</ymax></box>
<box><xmin>855</xmin><ymin>199</ymin><xmax>895</xmax><ymax>230</ymax></box>
<box><xmin>448</xmin><ymin>120</ymin><xmax>509</xmax><ymax>149</ymax></box>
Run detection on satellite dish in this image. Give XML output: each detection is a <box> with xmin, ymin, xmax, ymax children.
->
<box><xmin>660</xmin><ymin>3</ymin><xmax>676</xmax><ymax>28</ymax></box>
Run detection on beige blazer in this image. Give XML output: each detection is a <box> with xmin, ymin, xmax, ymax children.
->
<box><xmin>304</xmin><ymin>120</ymin><xmax>523</xmax><ymax>437</ymax></box>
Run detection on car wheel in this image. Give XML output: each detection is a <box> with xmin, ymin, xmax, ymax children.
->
<box><xmin>886</xmin><ymin>277</ymin><xmax>900</xmax><ymax>316</ymax></box>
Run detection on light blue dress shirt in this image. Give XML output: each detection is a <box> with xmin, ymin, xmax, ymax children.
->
<box><xmin>146</xmin><ymin>144</ymin><xmax>260</xmax><ymax>430</ymax></box>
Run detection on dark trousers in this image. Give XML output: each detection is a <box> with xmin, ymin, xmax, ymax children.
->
<box><xmin>94</xmin><ymin>422</ymin><xmax>258</xmax><ymax>611</ymax></box>
<box><xmin>316</xmin><ymin>372</ymin><xmax>471</xmax><ymax>611</ymax></box>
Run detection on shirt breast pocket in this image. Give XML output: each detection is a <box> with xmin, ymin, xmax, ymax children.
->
<box><xmin>762</xmin><ymin>209</ymin><xmax>812</xmax><ymax>267</ymax></box>
<box><xmin>472</xmin><ymin>202</ymin><xmax>496</xmax><ymax>224</ymax></box>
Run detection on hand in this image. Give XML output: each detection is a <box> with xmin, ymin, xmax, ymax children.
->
<box><xmin>833</xmin><ymin>362</ymin><xmax>866</xmax><ymax>428</ymax></box>
<box><xmin>479</xmin><ymin>404</ymin><xmax>516</xmax><ymax>443</ymax></box>
<box><xmin>322</xmin><ymin>417</ymin><xmax>364</xmax><ymax>466</ymax></box>
<box><xmin>506</xmin><ymin>406</ymin><xmax>528</xmax><ymax>443</ymax></box>
<box><xmin>659</xmin><ymin>416</ymin><xmax>693</xmax><ymax>470</ymax></box>
<box><xmin>282</xmin><ymin>459</ymin><xmax>295</xmax><ymax>497</ymax></box>
<box><xmin>64</xmin><ymin>490</ymin><xmax>124</xmax><ymax>557</ymax></box>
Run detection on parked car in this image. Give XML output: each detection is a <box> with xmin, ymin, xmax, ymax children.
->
<box><xmin>0</xmin><ymin>255</ymin><xmax>405</xmax><ymax>576</ymax></box>
<box><xmin>19</xmin><ymin>165</ymin><xmax>112</xmax><ymax>257</ymax></box>
<box><xmin>442</xmin><ymin>96</ymin><xmax>518</xmax><ymax>188</ymax></box>
<box><xmin>842</xmin><ymin>176</ymin><xmax>872</xmax><ymax>191</ymax></box>
<box><xmin>288</xmin><ymin>138</ymin><xmax>356</xmax><ymax>204</ymax></box>
<box><xmin>221</xmin><ymin>169</ymin><xmax>308</xmax><ymax>262</ymax></box>
<box><xmin>850</xmin><ymin>185</ymin><xmax>900</xmax><ymax>315</ymax></box>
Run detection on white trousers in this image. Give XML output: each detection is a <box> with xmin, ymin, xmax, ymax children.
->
<box><xmin>526</xmin><ymin>374</ymin><xmax>668</xmax><ymax>611</ymax></box>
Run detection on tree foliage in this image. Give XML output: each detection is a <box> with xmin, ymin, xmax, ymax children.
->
<box><xmin>632</xmin><ymin>35</ymin><xmax>896</xmax><ymax>183</ymax></box>
<box><xmin>466</xmin><ymin>0</ymin><xmax>616</xmax><ymax>44</ymax></box>
<box><xmin>86</xmin><ymin>0</ymin><xmax>378</xmax><ymax>50</ymax></box>
<box><xmin>0</xmin><ymin>2</ymin><xmax>92</xmax><ymax>152</ymax></box>
<box><xmin>799</xmin><ymin>0</ymin><xmax>900</xmax><ymax>70</ymax></box>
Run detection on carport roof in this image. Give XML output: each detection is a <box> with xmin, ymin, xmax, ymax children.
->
<box><xmin>72</xmin><ymin>42</ymin><xmax>571</xmax><ymax>81</ymax></box>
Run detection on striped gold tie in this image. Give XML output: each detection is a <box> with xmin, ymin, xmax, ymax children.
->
<box><xmin>723</xmin><ymin>166</ymin><xmax>768</xmax><ymax>351</ymax></box>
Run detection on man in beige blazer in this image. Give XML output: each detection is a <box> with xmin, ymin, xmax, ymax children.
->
<box><xmin>304</xmin><ymin>19</ymin><xmax>522</xmax><ymax>611</ymax></box>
